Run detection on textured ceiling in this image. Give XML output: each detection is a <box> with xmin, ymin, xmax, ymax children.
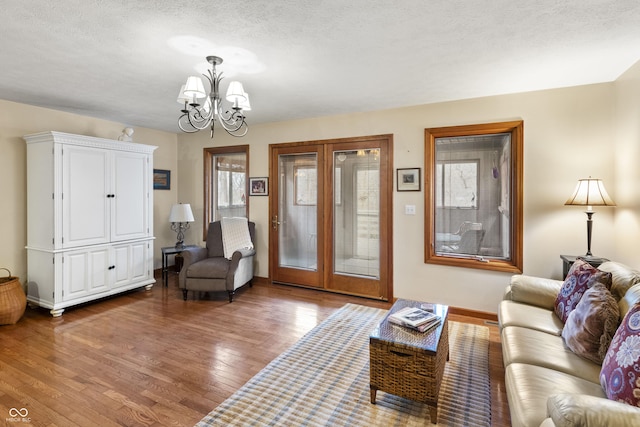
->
<box><xmin>1</xmin><ymin>1</ymin><xmax>640</xmax><ymax>133</ymax></box>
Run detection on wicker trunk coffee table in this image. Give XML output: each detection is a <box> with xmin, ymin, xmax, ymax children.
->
<box><xmin>369</xmin><ymin>299</ymin><xmax>449</xmax><ymax>423</ymax></box>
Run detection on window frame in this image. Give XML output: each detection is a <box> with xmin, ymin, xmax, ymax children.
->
<box><xmin>203</xmin><ymin>145</ymin><xmax>250</xmax><ymax>240</ymax></box>
<box><xmin>424</xmin><ymin>121</ymin><xmax>523</xmax><ymax>273</ymax></box>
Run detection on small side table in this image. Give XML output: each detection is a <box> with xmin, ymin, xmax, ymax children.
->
<box><xmin>560</xmin><ymin>255</ymin><xmax>610</xmax><ymax>278</ymax></box>
<box><xmin>162</xmin><ymin>245</ymin><xmax>198</xmax><ymax>286</ymax></box>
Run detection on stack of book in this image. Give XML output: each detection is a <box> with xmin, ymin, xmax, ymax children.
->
<box><xmin>388</xmin><ymin>306</ymin><xmax>442</xmax><ymax>332</ymax></box>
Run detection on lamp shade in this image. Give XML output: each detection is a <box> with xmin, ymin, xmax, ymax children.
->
<box><xmin>565</xmin><ymin>178</ymin><xmax>615</xmax><ymax>208</ymax></box>
<box><xmin>183</xmin><ymin>76</ymin><xmax>206</xmax><ymax>99</ymax></box>
<box><xmin>169</xmin><ymin>203</ymin><xmax>194</xmax><ymax>223</ymax></box>
<box><xmin>225</xmin><ymin>81</ymin><xmax>246</xmax><ymax>103</ymax></box>
<box><xmin>238</xmin><ymin>92</ymin><xmax>251</xmax><ymax>111</ymax></box>
<box><xmin>176</xmin><ymin>84</ymin><xmax>190</xmax><ymax>104</ymax></box>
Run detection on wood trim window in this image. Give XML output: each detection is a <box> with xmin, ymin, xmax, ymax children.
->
<box><xmin>203</xmin><ymin>145</ymin><xmax>250</xmax><ymax>239</ymax></box>
<box><xmin>424</xmin><ymin>121</ymin><xmax>523</xmax><ymax>273</ymax></box>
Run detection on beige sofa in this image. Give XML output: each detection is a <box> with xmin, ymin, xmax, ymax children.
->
<box><xmin>498</xmin><ymin>261</ymin><xmax>640</xmax><ymax>427</ymax></box>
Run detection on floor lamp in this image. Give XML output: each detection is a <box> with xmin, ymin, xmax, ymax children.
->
<box><xmin>565</xmin><ymin>177</ymin><xmax>615</xmax><ymax>260</ymax></box>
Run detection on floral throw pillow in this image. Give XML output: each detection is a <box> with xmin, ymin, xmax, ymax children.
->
<box><xmin>554</xmin><ymin>259</ymin><xmax>612</xmax><ymax>323</ymax></box>
<box><xmin>600</xmin><ymin>302</ymin><xmax>640</xmax><ymax>406</ymax></box>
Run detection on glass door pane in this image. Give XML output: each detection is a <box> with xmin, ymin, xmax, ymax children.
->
<box><xmin>333</xmin><ymin>149</ymin><xmax>380</xmax><ymax>278</ymax></box>
<box><xmin>278</xmin><ymin>153</ymin><xmax>318</xmax><ymax>271</ymax></box>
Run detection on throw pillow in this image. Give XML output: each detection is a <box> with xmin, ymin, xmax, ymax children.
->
<box><xmin>600</xmin><ymin>302</ymin><xmax>640</xmax><ymax>406</ymax></box>
<box><xmin>554</xmin><ymin>259</ymin><xmax>612</xmax><ymax>323</ymax></box>
<box><xmin>562</xmin><ymin>283</ymin><xmax>620</xmax><ymax>364</ymax></box>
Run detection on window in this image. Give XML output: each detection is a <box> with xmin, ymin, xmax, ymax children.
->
<box><xmin>424</xmin><ymin>121</ymin><xmax>523</xmax><ymax>273</ymax></box>
<box><xmin>203</xmin><ymin>145</ymin><xmax>249</xmax><ymax>238</ymax></box>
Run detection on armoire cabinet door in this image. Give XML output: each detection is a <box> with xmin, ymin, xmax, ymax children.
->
<box><xmin>112</xmin><ymin>241</ymin><xmax>150</xmax><ymax>288</ymax></box>
<box><xmin>111</xmin><ymin>152</ymin><xmax>150</xmax><ymax>241</ymax></box>
<box><xmin>62</xmin><ymin>246</ymin><xmax>110</xmax><ymax>301</ymax></box>
<box><xmin>62</xmin><ymin>145</ymin><xmax>110</xmax><ymax>248</ymax></box>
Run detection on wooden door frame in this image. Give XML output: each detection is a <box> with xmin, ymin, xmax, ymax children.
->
<box><xmin>268</xmin><ymin>144</ymin><xmax>325</xmax><ymax>288</ymax></box>
<box><xmin>269</xmin><ymin>134</ymin><xmax>394</xmax><ymax>301</ymax></box>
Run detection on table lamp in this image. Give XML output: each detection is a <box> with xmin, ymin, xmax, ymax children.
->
<box><xmin>564</xmin><ymin>177</ymin><xmax>615</xmax><ymax>259</ymax></box>
<box><xmin>169</xmin><ymin>203</ymin><xmax>194</xmax><ymax>249</ymax></box>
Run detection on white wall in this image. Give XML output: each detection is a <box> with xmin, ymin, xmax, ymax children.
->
<box><xmin>175</xmin><ymin>81</ymin><xmax>625</xmax><ymax>314</ymax></box>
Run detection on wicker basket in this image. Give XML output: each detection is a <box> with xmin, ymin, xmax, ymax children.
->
<box><xmin>0</xmin><ymin>268</ymin><xmax>27</xmax><ymax>325</ymax></box>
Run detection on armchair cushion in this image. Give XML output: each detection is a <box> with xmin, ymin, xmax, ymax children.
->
<box><xmin>185</xmin><ymin>257</ymin><xmax>230</xmax><ymax>279</ymax></box>
<box><xmin>206</xmin><ymin>222</ymin><xmax>226</xmax><ymax>258</ymax></box>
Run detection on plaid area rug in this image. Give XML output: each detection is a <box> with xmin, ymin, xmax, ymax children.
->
<box><xmin>196</xmin><ymin>303</ymin><xmax>491</xmax><ymax>426</ymax></box>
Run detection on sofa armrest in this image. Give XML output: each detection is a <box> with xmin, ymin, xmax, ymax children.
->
<box><xmin>507</xmin><ymin>274</ymin><xmax>563</xmax><ymax>310</ymax></box>
<box><xmin>547</xmin><ymin>393</ymin><xmax>640</xmax><ymax>427</ymax></box>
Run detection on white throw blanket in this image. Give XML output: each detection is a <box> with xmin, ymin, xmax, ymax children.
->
<box><xmin>220</xmin><ymin>217</ymin><xmax>254</xmax><ymax>260</ymax></box>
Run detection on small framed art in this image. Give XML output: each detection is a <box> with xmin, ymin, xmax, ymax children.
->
<box><xmin>397</xmin><ymin>168</ymin><xmax>421</xmax><ymax>191</ymax></box>
<box><xmin>249</xmin><ymin>177</ymin><xmax>268</xmax><ymax>196</ymax></box>
<box><xmin>153</xmin><ymin>169</ymin><xmax>171</xmax><ymax>190</ymax></box>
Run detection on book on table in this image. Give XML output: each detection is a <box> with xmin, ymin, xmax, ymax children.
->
<box><xmin>388</xmin><ymin>306</ymin><xmax>441</xmax><ymax>332</ymax></box>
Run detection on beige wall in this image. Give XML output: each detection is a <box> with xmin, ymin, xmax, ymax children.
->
<box><xmin>613</xmin><ymin>60</ymin><xmax>640</xmax><ymax>267</ymax></box>
<box><xmin>4</xmin><ymin>64</ymin><xmax>639</xmax><ymax>314</ymax></box>
<box><xmin>0</xmin><ymin>100</ymin><xmax>179</xmax><ymax>284</ymax></box>
<box><xmin>176</xmin><ymin>81</ymin><xmax>626</xmax><ymax>313</ymax></box>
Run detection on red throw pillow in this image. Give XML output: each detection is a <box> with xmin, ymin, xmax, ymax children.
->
<box><xmin>600</xmin><ymin>302</ymin><xmax>640</xmax><ymax>406</ymax></box>
<box><xmin>554</xmin><ymin>259</ymin><xmax>612</xmax><ymax>323</ymax></box>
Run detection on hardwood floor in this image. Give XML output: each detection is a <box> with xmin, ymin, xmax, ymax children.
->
<box><xmin>0</xmin><ymin>272</ymin><xmax>510</xmax><ymax>426</ymax></box>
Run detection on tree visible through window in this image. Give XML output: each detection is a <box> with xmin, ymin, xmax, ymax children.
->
<box><xmin>436</xmin><ymin>161</ymin><xmax>478</xmax><ymax>208</ymax></box>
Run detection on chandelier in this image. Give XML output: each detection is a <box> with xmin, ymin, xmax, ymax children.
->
<box><xmin>177</xmin><ymin>55</ymin><xmax>250</xmax><ymax>138</ymax></box>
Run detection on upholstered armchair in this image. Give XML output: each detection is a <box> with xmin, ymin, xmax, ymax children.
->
<box><xmin>178</xmin><ymin>220</ymin><xmax>256</xmax><ymax>302</ymax></box>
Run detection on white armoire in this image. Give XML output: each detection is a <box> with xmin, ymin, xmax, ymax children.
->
<box><xmin>24</xmin><ymin>131</ymin><xmax>157</xmax><ymax>317</ymax></box>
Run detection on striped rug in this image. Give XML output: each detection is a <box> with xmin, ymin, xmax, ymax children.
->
<box><xmin>197</xmin><ymin>303</ymin><xmax>491</xmax><ymax>426</ymax></box>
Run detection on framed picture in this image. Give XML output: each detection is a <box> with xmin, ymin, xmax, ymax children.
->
<box><xmin>249</xmin><ymin>177</ymin><xmax>268</xmax><ymax>196</ymax></box>
<box><xmin>153</xmin><ymin>169</ymin><xmax>171</xmax><ymax>190</ymax></box>
<box><xmin>397</xmin><ymin>168</ymin><xmax>421</xmax><ymax>191</ymax></box>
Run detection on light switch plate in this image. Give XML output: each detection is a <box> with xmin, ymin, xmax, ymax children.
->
<box><xmin>405</xmin><ymin>205</ymin><xmax>416</xmax><ymax>215</ymax></box>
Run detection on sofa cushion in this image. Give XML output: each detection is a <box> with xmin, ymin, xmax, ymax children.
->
<box><xmin>554</xmin><ymin>259</ymin><xmax>612</xmax><ymax>323</ymax></box>
<box><xmin>600</xmin><ymin>302</ymin><xmax>640</xmax><ymax>406</ymax></box>
<box><xmin>502</xmin><ymin>326</ymin><xmax>601</xmax><ymax>383</ymax></box>
<box><xmin>562</xmin><ymin>283</ymin><xmax>620</xmax><ymax>364</ymax></box>
<box><xmin>598</xmin><ymin>261</ymin><xmax>640</xmax><ymax>301</ymax></box>
<box><xmin>505</xmin><ymin>363</ymin><xmax>606</xmax><ymax>427</ymax></box>
<box><xmin>547</xmin><ymin>393</ymin><xmax>640</xmax><ymax>427</ymax></box>
<box><xmin>619</xmin><ymin>283</ymin><xmax>640</xmax><ymax>319</ymax></box>
<box><xmin>499</xmin><ymin>300</ymin><xmax>564</xmax><ymax>336</ymax></box>
<box><xmin>509</xmin><ymin>274</ymin><xmax>563</xmax><ymax>309</ymax></box>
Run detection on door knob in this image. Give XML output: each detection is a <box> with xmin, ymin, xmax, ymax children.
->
<box><xmin>272</xmin><ymin>215</ymin><xmax>281</xmax><ymax>230</ymax></box>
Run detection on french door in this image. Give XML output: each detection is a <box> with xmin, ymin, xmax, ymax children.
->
<box><xmin>269</xmin><ymin>135</ymin><xmax>392</xmax><ymax>300</ymax></box>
